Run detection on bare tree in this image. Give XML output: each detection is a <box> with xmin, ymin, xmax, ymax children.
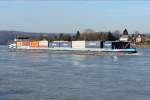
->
<box><xmin>98</xmin><ymin>32</ymin><xmax>108</xmax><ymax>41</ymax></box>
<box><xmin>83</xmin><ymin>29</ymin><xmax>98</xmax><ymax>41</ymax></box>
<box><xmin>112</xmin><ymin>30</ymin><xmax>121</xmax><ymax>40</ymax></box>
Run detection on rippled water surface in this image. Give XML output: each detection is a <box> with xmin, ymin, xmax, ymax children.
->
<box><xmin>0</xmin><ymin>46</ymin><xmax>150</xmax><ymax>100</ymax></box>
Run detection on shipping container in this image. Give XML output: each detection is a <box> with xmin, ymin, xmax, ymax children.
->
<box><xmin>72</xmin><ymin>41</ymin><xmax>85</xmax><ymax>49</ymax></box>
<box><xmin>103</xmin><ymin>41</ymin><xmax>112</xmax><ymax>48</ymax></box>
<box><xmin>112</xmin><ymin>42</ymin><xmax>130</xmax><ymax>49</ymax></box>
<box><xmin>85</xmin><ymin>41</ymin><xmax>101</xmax><ymax>48</ymax></box>
<box><xmin>39</xmin><ymin>40</ymin><xmax>48</xmax><ymax>48</ymax></box>
<box><xmin>59</xmin><ymin>41</ymin><xmax>72</xmax><ymax>48</ymax></box>
<box><xmin>16</xmin><ymin>41</ymin><xmax>23</xmax><ymax>47</ymax></box>
<box><xmin>29</xmin><ymin>41</ymin><xmax>39</xmax><ymax>48</ymax></box>
<box><xmin>22</xmin><ymin>41</ymin><xmax>30</xmax><ymax>46</ymax></box>
<box><xmin>49</xmin><ymin>42</ymin><xmax>60</xmax><ymax>48</ymax></box>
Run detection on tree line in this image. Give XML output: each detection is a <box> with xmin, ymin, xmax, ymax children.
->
<box><xmin>46</xmin><ymin>30</ymin><xmax>120</xmax><ymax>41</ymax></box>
<box><xmin>16</xmin><ymin>29</ymin><xmax>130</xmax><ymax>42</ymax></box>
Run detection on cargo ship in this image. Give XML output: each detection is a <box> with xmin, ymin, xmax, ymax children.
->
<box><xmin>8</xmin><ymin>38</ymin><xmax>137</xmax><ymax>54</ymax></box>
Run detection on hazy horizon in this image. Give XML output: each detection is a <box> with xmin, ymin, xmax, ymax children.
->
<box><xmin>0</xmin><ymin>0</ymin><xmax>150</xmax><ymax>33</ymax></box>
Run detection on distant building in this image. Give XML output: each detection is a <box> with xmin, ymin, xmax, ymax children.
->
<box><xmin>119</xmin><ymin>35</ymin><xmax>129</xmax><ymax>42</ymax></box>
<box><xmin>144</xmin><ymin>37</ymin><xmax>150</xmax><ymax>42</ymax></box>
<box><xmin>119</xmin><ymin>29</ymin><xmax>129</xmax><ymax>42</ymax></box>
<box><xmin>136</xmin><ymin>35</ymin><xmax>142</xmax><ymax>43</ymax></box>
<box><xmin>123</xmin><ymin>29</ymin><xmax>128</xmax><ymax>35</ymax></box>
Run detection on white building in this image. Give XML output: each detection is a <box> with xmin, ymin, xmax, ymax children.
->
<box><xmin>119</xmin><ymin>35</ymin><xmax>129</xmax><ymax>42</ymax></box>
<box><xmin>136</xmin><ymin>35</ymin><xmax>142</xmax><ymax>43</ymax></box>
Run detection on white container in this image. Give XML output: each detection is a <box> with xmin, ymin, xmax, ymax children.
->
<box><xmin>72</xmin><ymin>41</ymin><xmax>85</xmax><ymax>48</ymax></box>
<box><xmin>39</xmin><ymin>40</ymin><xmax>48</xmax><ymax>47</ymax></box>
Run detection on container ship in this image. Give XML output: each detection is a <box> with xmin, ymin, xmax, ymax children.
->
<box><xmin>8</xmin><ymin>38</ymin><xmax>137</xmax><ymax>54</ymax></box>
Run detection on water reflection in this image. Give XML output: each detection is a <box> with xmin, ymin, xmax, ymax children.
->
<box><xmin>113</xmin><ymin>56</ymin><xmax>118</xmax><ymax>62</ymax></box>
<box><xmin>70</xmin><ymin>55</ymin><xmax>87</xmax><ymax>68</ymax></box>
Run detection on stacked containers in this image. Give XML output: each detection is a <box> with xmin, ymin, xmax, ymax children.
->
<box><xmin>72</xmin><ymin>41</ymin><xmax>85</xmax><ymax>49</ymax></box>
<box><xmin>103</xmin><ymin>41</ymin><xmax>112</xmax><ymax>48</ymax></box>
<box><xmin>29</xmin><ymin>40</ymin><xmax>39</xmax><ymax>48</ymax></box>
<box><xmin>59</xmin><ymin>41</ymin><xmax>72</xmax><ymax>48</ymax></box>
<box><xmin>16</xmin><ymin>41</ymin><xmax>23</xmax><ymax>48</ymax></box>
<box><xmin>39</xmin><ymin>40</ymin><xmax>48</xmax><ymax>48</ymax></box>
<box><xmin>22</xmin><ymin>40</ymin><xmax>30</xmax><ymax>49</ymax></box>
<box><xmin>85</xmin><ymin>41</ymin><xmax>101</xmax><ymax>48</ymax></box>
<box><xmin>49</xmin><ymin>41</ymin><xmax>60</xmax><ymax>48</ymax></box>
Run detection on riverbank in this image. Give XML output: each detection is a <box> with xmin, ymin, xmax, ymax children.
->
<box><xmin>131</xmin><ymin>42</ymin><xmax>150</xmax><ymax>48</ymax></box>
<box><xmin>134</xmin><ymin>45</ymin><xmax>150</xmax><ymax>48</ymax></box>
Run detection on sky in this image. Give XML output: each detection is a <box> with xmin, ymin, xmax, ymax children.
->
<box><xmin>0</xmin><ymin>0</ymin><xmax>150</xmax><ymax>33</ymax></box>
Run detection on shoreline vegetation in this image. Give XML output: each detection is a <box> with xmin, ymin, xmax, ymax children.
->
<box><xmin>132</xmin><ymin>42</ymin><xmax>150</xmax><ymax>48</ymax></box>
<box><xmin>135</xmin><ymin>45</ymin><xmax>150</xmax><ymax>48</ymax></box>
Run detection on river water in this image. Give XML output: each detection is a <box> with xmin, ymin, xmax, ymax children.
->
<box><xmin>0</xmin><ymin>46</ymin><xmax>150</xmax><ymax>100</ymax></box>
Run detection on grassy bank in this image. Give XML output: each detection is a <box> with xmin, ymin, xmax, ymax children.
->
<box><xmin>132</xmin><ymin>42</ymin><xmax>150</xmax><ymax>48</ymax></box>
<box><xmin>134</xmin><ymin>45</ymin><xmax>150</xmax><ymax>48</ymax></box>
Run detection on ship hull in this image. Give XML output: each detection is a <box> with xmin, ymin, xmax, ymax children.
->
<box><xmin>9</xmin><ymin>47</ymin><xmax>137</xmax><ymax>55</ymax></box>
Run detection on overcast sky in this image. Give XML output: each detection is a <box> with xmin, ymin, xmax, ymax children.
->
<box><xmin>0</xmin><ymin>0</ymin><xmax>150</xmax><ymax>33</ymax></box>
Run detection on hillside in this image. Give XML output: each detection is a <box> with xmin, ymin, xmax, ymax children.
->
<box><xmin>0</xmin><ymin>31</ymin><xmax>58</xmax><ymax>45</ymax></box>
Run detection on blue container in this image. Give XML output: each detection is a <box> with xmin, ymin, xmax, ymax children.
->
<box><xmin>103</xmin><ymin>41</ymin><xmax>112</xmax><ymax>48</ymax></box>
<box><xmin>49</xmin><ymin>42</ymin><xmax>60</xmax><ymax>48</ymax></box>
<box><xmin>85</xmin><ymin>41</ymin><xmax>101</xmax><ymax>48</ymax></box>
<box><xmin>59</xmin><ymin>42</ymin><xmax>72</xmax><ymax>48</ymax></box>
